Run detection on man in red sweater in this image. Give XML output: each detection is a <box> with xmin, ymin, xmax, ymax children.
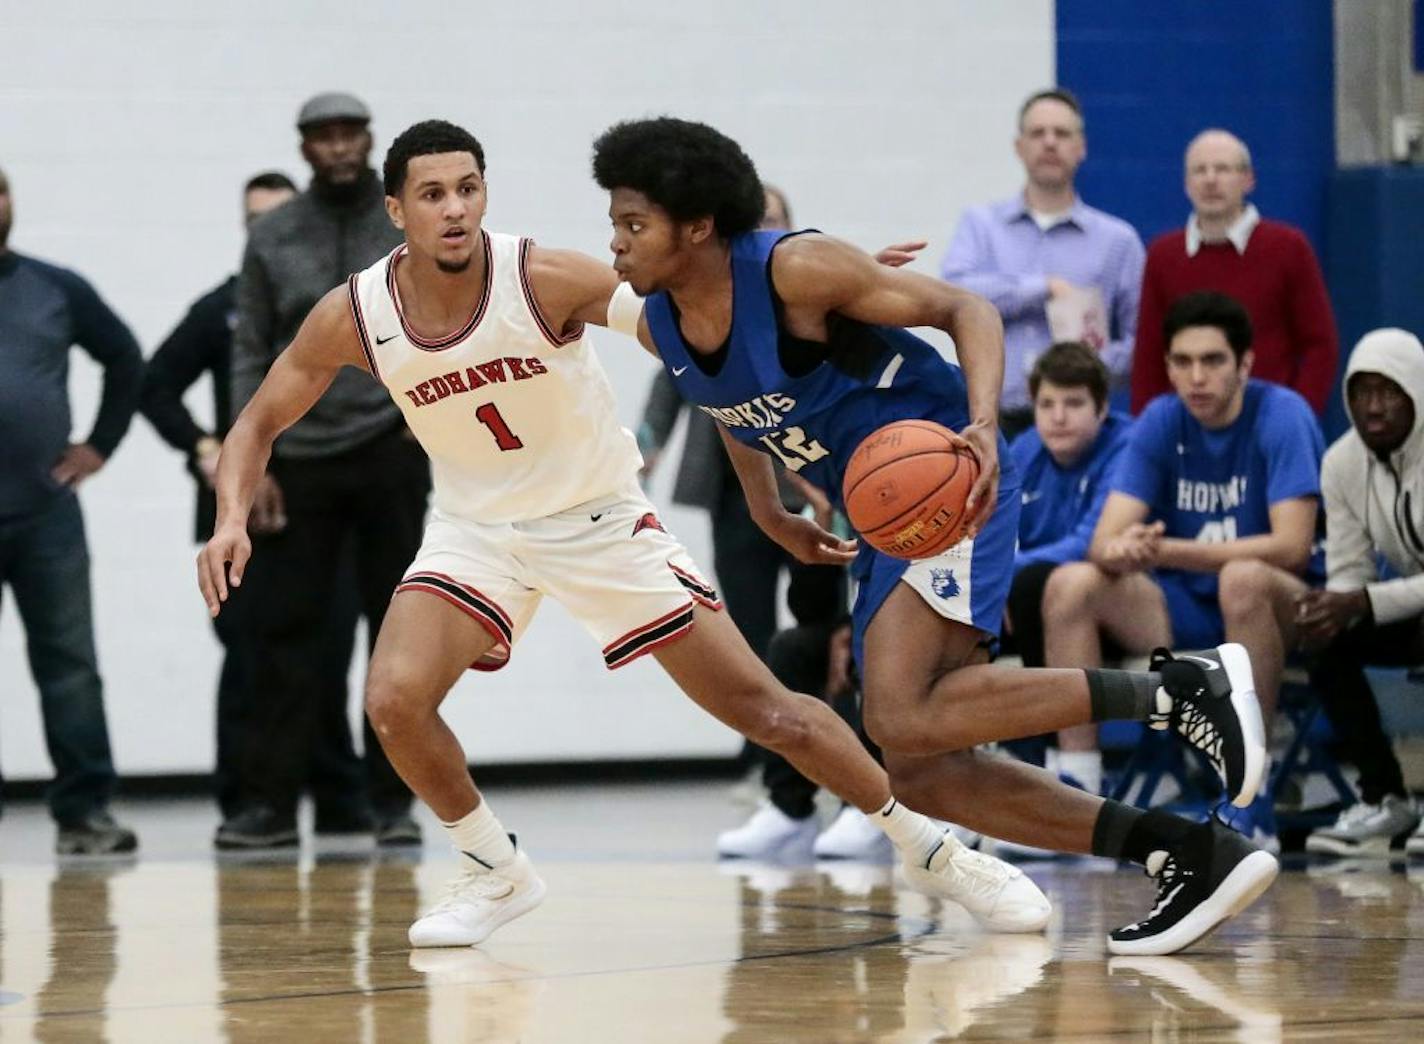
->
<box><xmin>1131</xmin><ymin>130</ymin><xmax>1337</xmax><ymax>414</ymax></box>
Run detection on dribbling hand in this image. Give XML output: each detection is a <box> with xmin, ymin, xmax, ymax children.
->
<box><xmin>197</xmin><ymin>524</ymin><xmax>252</xmax><ymax>618</ymax></box>
<box><xmin>765</xmin><ymin>511</ymin><xmax>858</xmax><ymax>566</ymax></box>
<box><xmin>954</xmin><ymin>420</ymin><xmax>1000</xmax><ymax>538</ymax></box>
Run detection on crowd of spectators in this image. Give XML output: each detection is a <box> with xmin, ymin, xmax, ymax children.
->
<box><xmin>2</xmin><ymin>84</ymin><xmax>1420</xmax><ymax>866</ymax></box>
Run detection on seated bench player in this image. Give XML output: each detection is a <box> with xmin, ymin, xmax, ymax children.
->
<box><xmin>1041</xmin><ymin>291</ymin><xmax>1325</xmax><ymax>851</ymax></box>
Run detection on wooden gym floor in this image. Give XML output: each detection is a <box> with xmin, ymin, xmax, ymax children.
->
<box><xmin>2</xmin><ymin>782</ymin><xmax>1423</xmax><ymax>1042</ymax></box>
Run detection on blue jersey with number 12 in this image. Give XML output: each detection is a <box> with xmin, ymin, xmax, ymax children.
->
<box><xmin>643</xmin><ymin>230</ymin><xmax>1007</xmax><ymax>509</ymax></box>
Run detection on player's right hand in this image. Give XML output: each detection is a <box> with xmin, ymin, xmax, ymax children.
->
<box><xmin>197</xmin><ymin>524</ymin><xmax>252</xmax><ymax>618</ymax></box>
<box><xmin>765</xmin><ymin>511</ymin><xmax>858</xmax><ymax>566</ymax></box>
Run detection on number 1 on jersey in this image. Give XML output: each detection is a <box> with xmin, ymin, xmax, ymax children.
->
<box><xmin>475</xmin><ymin>403</ymin><xmax>524</xmax><ymax>451</ymax></box>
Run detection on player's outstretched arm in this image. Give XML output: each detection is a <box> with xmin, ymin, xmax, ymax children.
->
<box><xmin>197</xmin><ymin>287</ymin><xmax>366</xmax><ymax>616</ymax></box>
<box><xmin>770</xmin><ymin>234</ymin><xmax>1005</xmax><ymax>535</ymax></box>
<box><xmin>716</xmin><ymin>424</ymin><xmax>857</xmax><ymax>566</ymax></box>
<box><xmin>523</xmin><ymin>245</ymin><xmax>660</xmax><ymax>359</ymax></box>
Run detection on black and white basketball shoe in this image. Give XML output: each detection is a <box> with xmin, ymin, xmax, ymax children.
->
<box><xmin>1108</xmin><ymin>817</ymin><xmax>1278</xmax><ymax>956</ymax></box>
<box><xmin>1147</xmin><ymin>643</ymin><xmax>1266</xmax><ymax>808</ymax></box>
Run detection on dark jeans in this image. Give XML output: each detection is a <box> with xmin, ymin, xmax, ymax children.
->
<box><xmin>1003</xmin><ymin>560</ymin><xmax>1059</xmax><ymax>668</ymax></box>
<box><xmin>711</xmin><ymin>492</ymin><xmax>792</xmax><ymax>661</ymax></box>
<box><xmin>1309</xmin><ymin>615</ymin><xmax>1424</xmax><ymax>805</ymax></box>
<box><xmin>212</xmin><ymin>539</ymin><xmax>366</xmax><ymax>820</ymax></box>
<box><xmin>0</xmin><ymin>492</ymin><xmax>116</xmax><ymax>822</ymax></box>
<box><xmin>241</xmin><ymin>428</ymin><xmax>430</xmax><ymax>819</ymax></box>
<box><xmin>762</xmin><ymin>623</ymin><xmax>876</xmax><ymax>820</ymax></box>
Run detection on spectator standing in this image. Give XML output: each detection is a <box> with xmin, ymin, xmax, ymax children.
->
<box><xmin>0</xmin><ymin>164</ymin><xmax>142</xmax><ymax>853</ymax></box>
<box><xmin>1131</xmin><ymin>130</ymin><xmax>1337</xmax><ymax>415</ymax></box>
<box><xmin>1301</xmin><ymin>329</ymin><xmax>1424</xmax><ymax>858</ymax></box>
<box><xmin>220</xmin><ymin>93</ymin><xmax>429</xmax><ymax>848</ymax></box>
<box><xmin>140</xmin><ymin>172</ymin><xmax>373</xmax><ymax>830</ymax></box>
<box><xmin>941</xmin><ymin>88</ymin><xmax>1145</xmax><ymax>436</ymax></box>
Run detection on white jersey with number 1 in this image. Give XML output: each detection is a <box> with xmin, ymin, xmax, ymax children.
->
<box><xmin>348</xmin><ymin>230</ymin><xmax>642</xmax><ymax>524</ymax></box>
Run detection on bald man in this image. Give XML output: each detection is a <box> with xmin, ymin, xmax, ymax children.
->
<box><xmin>1130</xmin><ymin>129</ymin><xmax>1337</xmax><ymax>415</ymax></box>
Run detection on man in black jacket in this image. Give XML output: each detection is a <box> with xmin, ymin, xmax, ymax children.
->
<box><xmin>141</xmin><ymin>171</ymin><xmax>373</xmax><ymax>832</ymax></box>
<box><xmin>223</xmin><ymin>94</ymin><xmax>429</xmax><ymax>848</ymax></box>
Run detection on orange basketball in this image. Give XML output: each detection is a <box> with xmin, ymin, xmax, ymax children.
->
<box><xmin>841</xmin><ymin>420</ymin><xmax>980</xmax><ymax>560</ymax></box>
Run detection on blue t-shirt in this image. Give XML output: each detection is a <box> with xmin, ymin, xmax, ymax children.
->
<box><xmin>1112</xmin><ymin>380</ymin><xmax>1324</xmax><ymax>599</ymax></box>
<box><xmin>1010</xmin><ymin>411</ymin><xmax>1132</xmax><ymax>572</ymax></box>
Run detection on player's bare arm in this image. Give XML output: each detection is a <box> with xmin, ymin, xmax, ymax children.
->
<box><xmin>1155</xmin><ymin>497</ymin><xmax>1318</xmax><ymax>575</ymax></box>
<box><xmin>716</xmin><ymin>423</ymin><xmax>857</xmax><ymax>566</ymax></box>
<box><xmin>523</xmin><ymin>244</ymin><xmax>664</xmax><ymax>359</ymax></box>
<box><xmin>196</xmin><ymin>287</ymin><xmax>367</xmax><ymax>615</ymax></box>
<box><xmin>769</xmin><ymin>233</ymin><xmax>1005</xmax><ymax>534</ymax></box>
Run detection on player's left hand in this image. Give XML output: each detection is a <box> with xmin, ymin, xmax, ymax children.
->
<box><xmin>954</xmin><ymin>420</ymin><xmax>1000</xmax><ymax>539</ymax></box>
<box><xmin>764</xmin><ymin>510</ymin><xmax>859</xmax><ymax>566</ymax></box>
<box><xmin>51</xmin><ymin>443</ymin><xmax>106</xmax><ymax>488</ymax></box>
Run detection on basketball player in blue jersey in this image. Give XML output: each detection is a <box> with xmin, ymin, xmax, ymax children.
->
<box><xmin>197</xmin><ymin>119</ymin><xmax>1054</xmax><ymax>952</ymax></box>
<box><xmin>593</xmin><ymin>116</ymin><xmax>1278</xmax><ymax>955</ymax></box>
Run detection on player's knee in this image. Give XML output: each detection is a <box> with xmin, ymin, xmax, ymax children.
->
<box><xmin>1041</xmin><ymin>562</ymin><xmax>1106</xmax><ymax>626</ymax></box>
<box><xmin>1217</xmin><ymin>558</ymin><xmax>1273</xmax><ymax>618</ymax></box>
<box><xmin>862</xmin><ymin>701</ymin><xmax>956</xmax><ymax>756</ymax></box>
<box><xmin>364</xmin><ymin>671</ymin><xmax>422</xmax><ymax>738</ymax></box>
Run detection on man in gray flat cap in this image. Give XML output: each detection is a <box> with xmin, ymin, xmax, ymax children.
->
<box><xmin>220</xmin><ymin>91</ymin><xmax>428</xmax><ymax>849</ymax></box>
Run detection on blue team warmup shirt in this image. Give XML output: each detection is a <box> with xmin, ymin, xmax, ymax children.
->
<box><xmin>1112</xmin><ymin>380</ymin><xmax>1324</xmax><ymax>604</ymax></box>
<box><xmin>643</xmin><ymin>229</ymin><xmax>1021</xmax><ymax>665</ymax></box>
<box><xmin>1010</xmin><ymin>411</ymin><xmax>1132</xmax><ymax>572</ymax></box>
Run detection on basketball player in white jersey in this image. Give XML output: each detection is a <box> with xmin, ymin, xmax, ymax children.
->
<box><xmin>196</xmin><ymin>119</ymin><xmax>1050</xmax><ymax>947</ymax></box>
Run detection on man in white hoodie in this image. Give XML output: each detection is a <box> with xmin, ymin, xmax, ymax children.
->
<box><xmin>1300</xmin><ymin>328</ymin><xmax>1424</xmax><ymax>858</ymax></box>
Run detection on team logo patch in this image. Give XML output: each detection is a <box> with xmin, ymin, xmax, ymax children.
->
<box><xmin>930</xmin><ymin>568</ymin><xmax>961</xmax><ymax>599</ymax></box>
<box><xmin>631</xmin><ymin>512</ymin><xmax>665</xmax><ymax>537</ymax></box>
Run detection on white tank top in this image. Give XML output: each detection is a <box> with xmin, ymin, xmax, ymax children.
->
<box><xmin>349</xmin><ymin>231</ymin><xmax>641</xmax><ymax>523</ymax></box>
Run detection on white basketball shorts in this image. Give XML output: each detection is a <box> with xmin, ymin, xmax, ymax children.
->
<box><xmin>397</xmin><ymin>484</ymin><xmax>721</xmax><ymax>671</ymax></box>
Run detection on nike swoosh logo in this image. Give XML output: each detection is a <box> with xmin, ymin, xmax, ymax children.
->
<box><xmin>375</xmin><ymin>333</ymin><xmax>399</xmax><ymax>345</ymax></box>
<box><xmin>590</xmin><ymin>513</ymin><xmax>604</xmax><ymax>522</ymax></box>
<box><xmin>1021</xmin><ymin>491</ymin><xmax>1043</xmax><ymax>505</ymax></box>
<box><xmin>1176</xmin><ymin>654</ymin><xmax>1221</xmax><ymax>671</ymax></box>
<box><xmin>671</xmin><ymin>365</ymin><xmax>688</xmax><ymax>376</ymax></box>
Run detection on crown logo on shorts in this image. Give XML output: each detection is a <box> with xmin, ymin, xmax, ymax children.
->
<box><xmin>930</xmin><ymin>568</ymin><xmax>960</xmax><ymax>599</ymax></box>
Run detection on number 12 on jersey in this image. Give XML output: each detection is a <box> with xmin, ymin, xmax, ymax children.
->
<box><xmin>475</xmin><ymin>403</ymin><xmax>524</xmax><ymax>451</ymax></box>
<box><xmin>758</xmin><ymin>426</ymin><xmax>829</xmax><ymax>472</ymax></box>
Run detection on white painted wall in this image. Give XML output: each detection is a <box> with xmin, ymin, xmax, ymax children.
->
<box><xmin>0</xmin><ymin>0</ymin><xmax>1053</xmax><ymax>778</ymax></box>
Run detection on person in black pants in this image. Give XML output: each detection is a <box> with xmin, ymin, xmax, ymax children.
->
<box><xmin>140</xmin><ymin>171</ymin><xmax>373</xmax><ymax>830</ymax></box>
<box><xmin>1299</xmin><ymin>328</ymin><xmax>1424</xmax><ymax>858</ymax></box>
<box><xmin>219</xmin><ymin>92</ymin><xmax>425</xmax><ymax>847</ymax></box>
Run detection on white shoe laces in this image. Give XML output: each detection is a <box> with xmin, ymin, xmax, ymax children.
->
<box><xmin>935</xmin><ymin>837</ymin><xmax>1018</xmax><ymax>900</ymax></box>
<box><xmin>427</xmin><ymin>865</ymin><xmax>516</xmax><ymax>914</ymax></box>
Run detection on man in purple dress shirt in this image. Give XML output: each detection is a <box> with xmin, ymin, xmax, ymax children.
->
<box><xmin>941</xmin><ymin>88</ymin><xmax>1146</xmax><ymax>437</ymax></box>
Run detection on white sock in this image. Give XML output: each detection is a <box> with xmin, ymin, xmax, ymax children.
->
<box><xmin>1058</xmin><ymin>751</ymin><xmax>1104</xmax><ymax>796</ymax></box>
<box><xmin>442</xmin><ymin>801</ymin><xmax>516</xmax><ymax>869</ymax></box>
<box><xmin>873</xmin><ymin>797</ymin><xmax>944</xmax><ymax>860</ymax></box>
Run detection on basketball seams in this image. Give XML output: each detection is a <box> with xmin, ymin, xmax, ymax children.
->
<box><xmin>841</xmin><ymin>419</ymin><xmax>979</xmax><ymax>559</ymax></box>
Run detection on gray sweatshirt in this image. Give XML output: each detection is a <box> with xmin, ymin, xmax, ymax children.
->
<box><xmin>231</xmin><ymin>171</ymin><xmax>403</xmax><ymax>458</ymax></box>
<box><xmin>1321</xmin><ymin>328</ymin><xmax>1424</xmax><ymax>624</ymax></box>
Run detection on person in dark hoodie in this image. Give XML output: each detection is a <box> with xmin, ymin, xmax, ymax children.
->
<box><xmin>1301</xmin><ymin>328</ymin><xmax>1424</xmax><ymax>859</ymax></box>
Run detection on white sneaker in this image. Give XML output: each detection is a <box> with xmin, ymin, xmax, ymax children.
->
<box><xmin>409</xmin><ymin>851</ymin><xmax>547</xmax><ymax>948</ymax></box>
<box><xmin>716</xmin><ymin>803</ymin><xmax>817</xmax><ymax>860</ymax></box>
<box><xmin>900</xmin><ymin>832</ymin><xmax>1052</xmax><ymax>933</ymax></box>
<box><xmin>813</xmin><ymin>806</ymin><xmax>893</xmax><ymax>861</ymax></box>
